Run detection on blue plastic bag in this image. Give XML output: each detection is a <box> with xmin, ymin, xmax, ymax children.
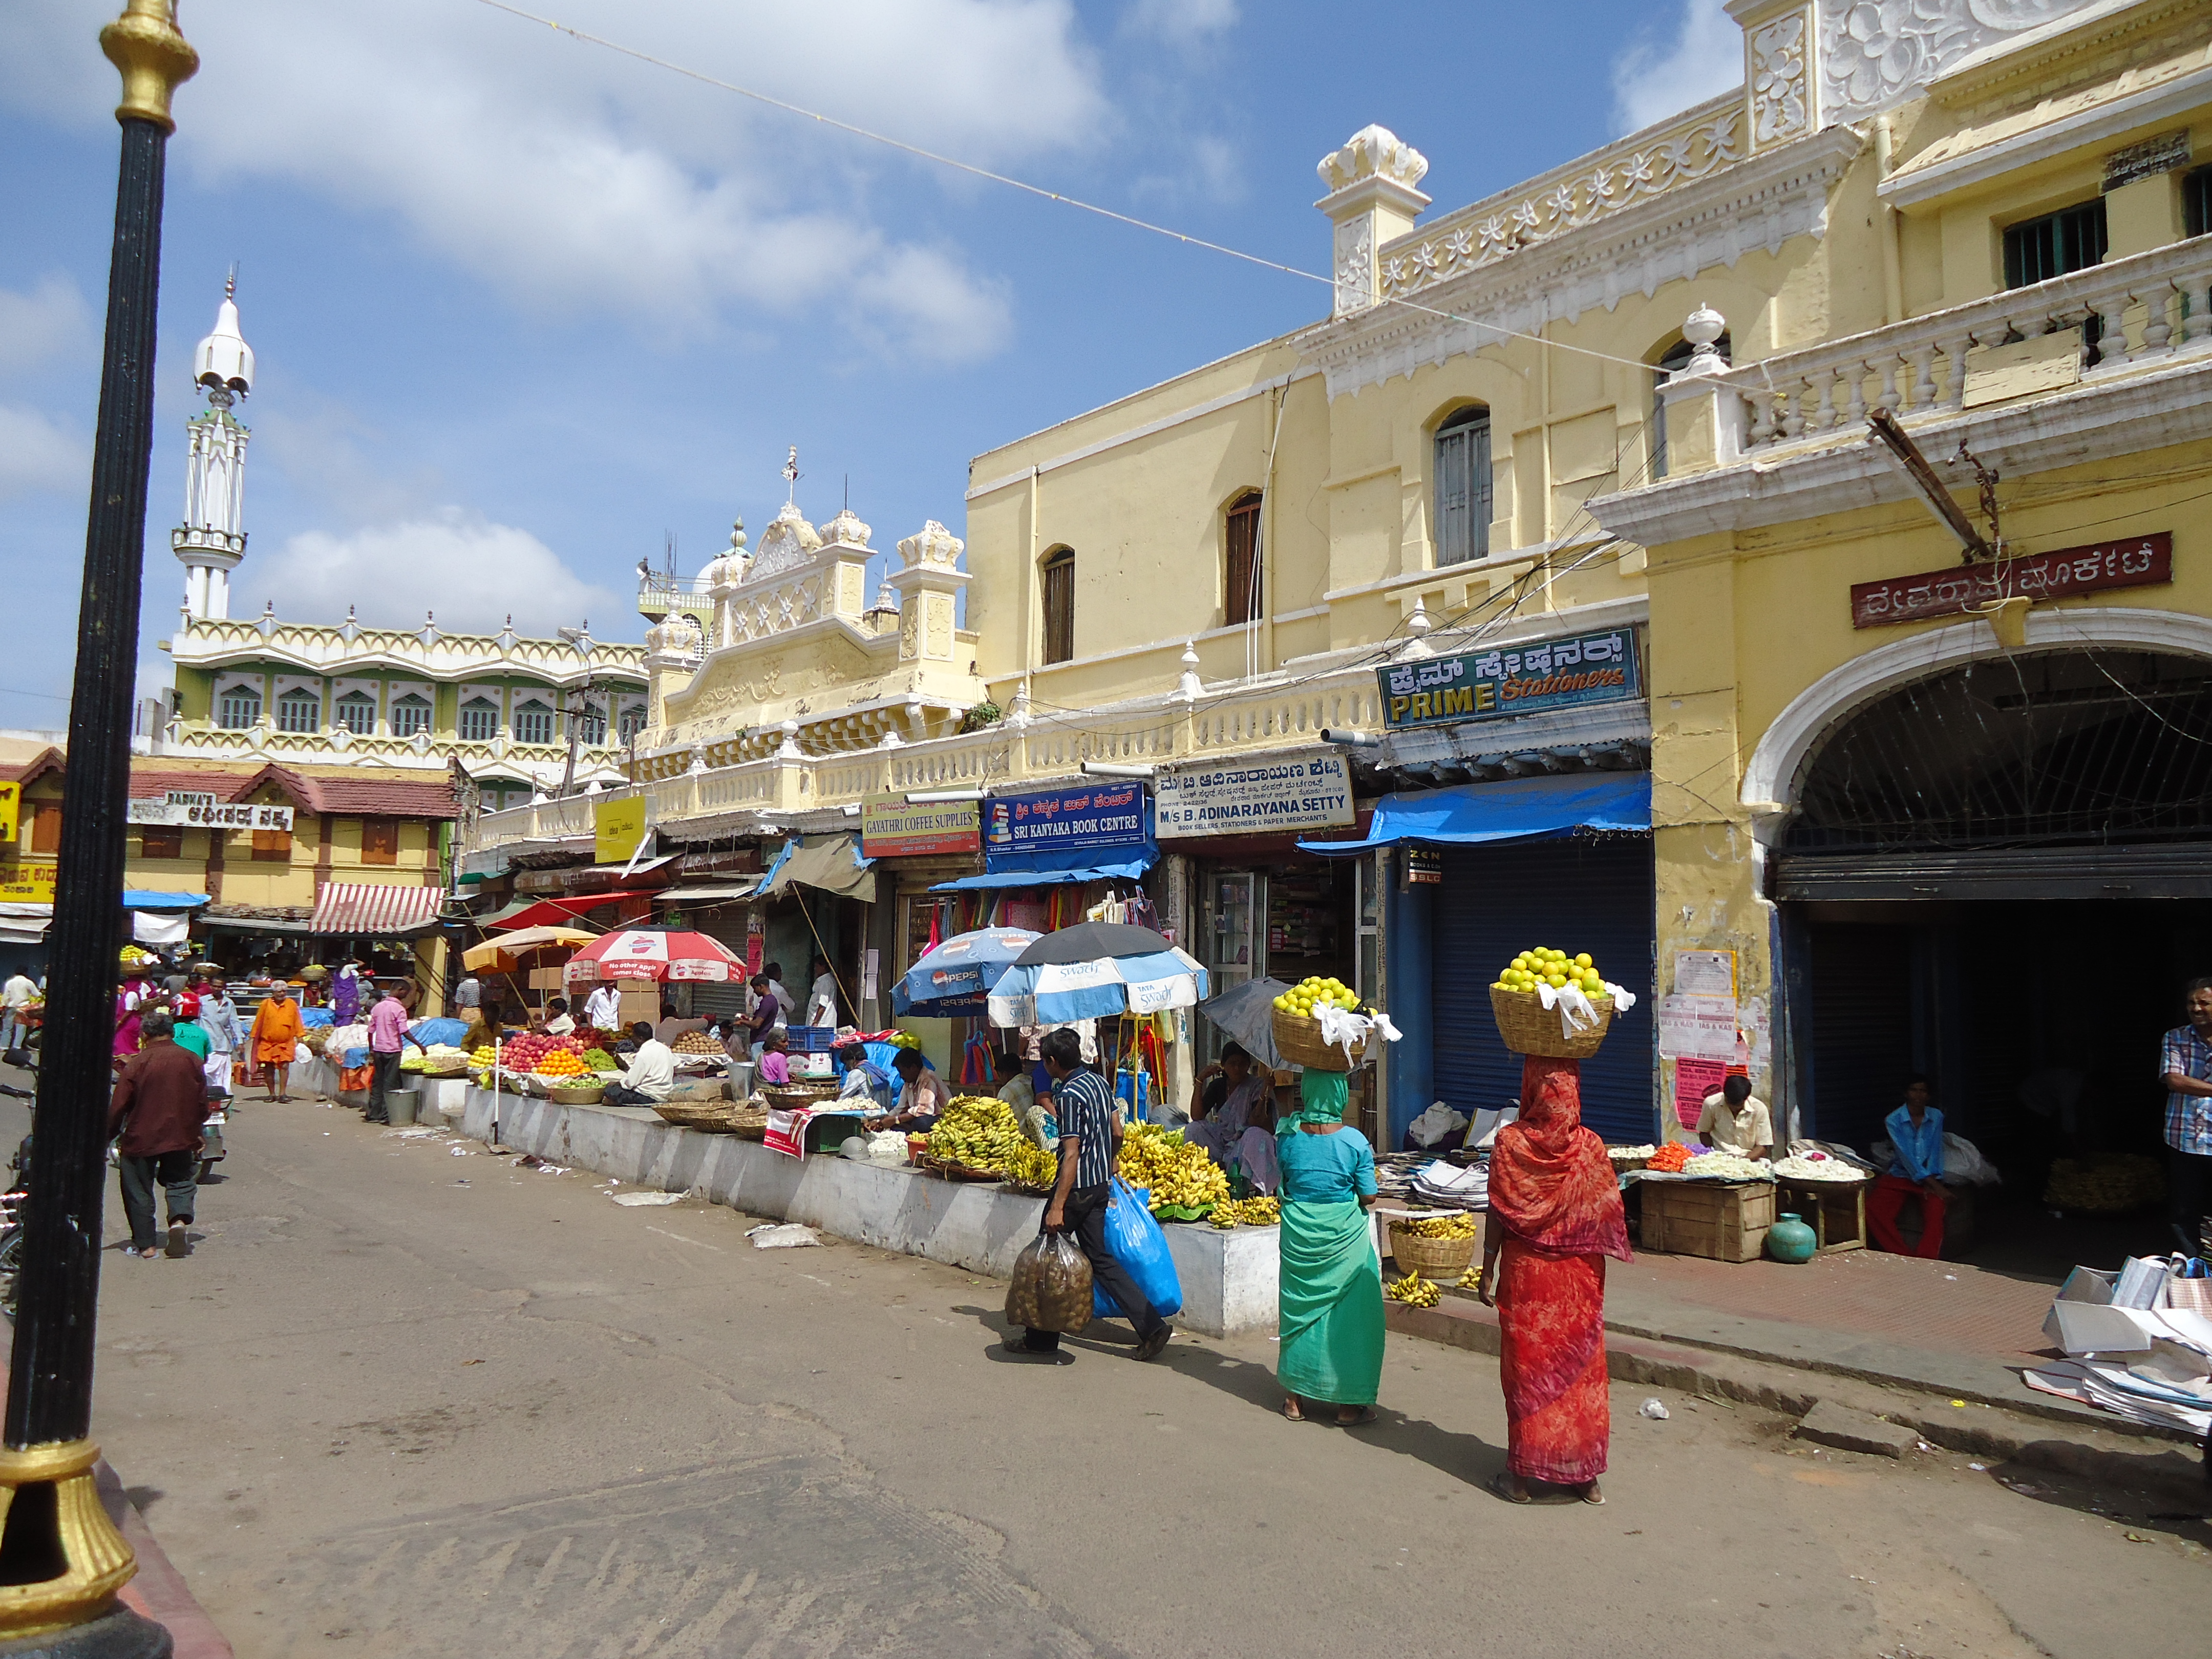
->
<box><xmin>1091</xmin><ymin>1177</ymin><xmax>1183</xmax><ymax>1320</ymax></box>
<box><xmin>298</xmin><ymin>1007</ymin><xmax>335</xmax><ymax>1029</ymax></box>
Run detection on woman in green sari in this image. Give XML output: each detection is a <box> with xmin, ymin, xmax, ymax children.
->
<box><xmin>1275</xmin><ymin>1070</ymin><xmax>1385</xmax><ymax>1424</ymax></box>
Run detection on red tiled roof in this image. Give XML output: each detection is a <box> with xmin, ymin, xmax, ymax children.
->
<box><xmin>24</xmin><ymin>757</ymin><xmax>457</xmax><ymax>821</ymax></box>
<box><xmin>0</xmin><ymin>747</ymin><xmax>66</xmax><ymax>788</ymax></box>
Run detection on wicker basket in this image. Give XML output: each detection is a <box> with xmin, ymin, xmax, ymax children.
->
<box><xmin>1387</xmin><ymin>1222</ymin><xmax>1479</xmax><ymax>1278</ymax></box>
<box><xmin>652</xmin><ymin>1099</ymin><xmax>731</xmax><ymax>1131</ymax></box>
<box><xmin>761</xmin><ymin>1083</ymin><xmax>839</xmax><ymax>1112</ymax></box>
<box><xmin>1271</xmin><ymin>1008</ymin><xmax>1368</xmax><ymax>1072</ymax></box>
<box><xmin>547</xmin><ymin>1082</ymin><xmax>606</xmax><ymax>1105</ymax></box>
<box><xmin>728</xmin><ymin>1098</ymin><xmax>771</xmax><ymax>1140</ymax></box>
<box><xmin>1489</xmin><ymin>986</ymin><xmax>1613</xmax><ymax>1059</ymax></box>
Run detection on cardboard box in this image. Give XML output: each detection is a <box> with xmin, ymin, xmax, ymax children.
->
<box><xmin>617</xmin><ymin>988</ymin><xmax>662</xmax><ymax>1029</ymax></box>
<box><xmin>528</xmin><ymin>966</ymin><xmax>565</xmax><ymax>991</ymax></box>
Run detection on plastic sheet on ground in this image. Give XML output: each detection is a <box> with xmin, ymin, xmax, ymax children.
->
<box><xmin>610</xmin><ymin>1190</ymin><xmax>682</xmax><ymax>1207</ymax></box>
<box><xmin>747</xmin><ymin>1222</ymin><xmax>821</xmax><ymax>1248</ymax></box>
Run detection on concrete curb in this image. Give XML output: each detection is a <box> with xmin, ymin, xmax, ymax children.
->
<box><xmin>1385</xmin><ymin>1296</ymin><xmax>2209</xmax><ymax>1505</ymax></box>
<box><xmin>97</xmin><ymin>1462</ymin><xmax>234</xmax><ymax>1659</ymax></box>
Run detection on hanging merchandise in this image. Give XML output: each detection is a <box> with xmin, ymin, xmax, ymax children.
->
<box><xmin>961</xmin><ymin>1030</ymin><xmax>994</xmax><ymax>1089</ymax></box>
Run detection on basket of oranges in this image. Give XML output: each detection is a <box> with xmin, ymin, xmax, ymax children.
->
<box><xmin>1489</xmin><ymin>948</ymin><xmax>1615</xmax><ymax>1059</ymax></box>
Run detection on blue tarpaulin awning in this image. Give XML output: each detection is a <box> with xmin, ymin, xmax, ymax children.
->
<box><xmin>1299</xmin><ymin>772</ymin><xmax>1649</xmax><ymax>855</ymax></box>
<box><xmin>929</xmin><ymin>858</ymin><xmax>1154</xmax><ymax>892</ymax></box>
<box><xmin>122</xmin><ymin>890</ymin><xmax>210</xmax><ymax>909</ymax></box>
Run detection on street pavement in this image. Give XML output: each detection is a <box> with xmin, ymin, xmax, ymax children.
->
<box><xmin>5</xmin><ymin>1075</ymin><xmax>2200</xmax><ymax>1658</ymax></box>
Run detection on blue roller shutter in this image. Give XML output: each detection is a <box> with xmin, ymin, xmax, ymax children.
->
<box><xmin>1431</xmin><ymin>834</ymin><xmax>1656</xmax><ymax>1144</ymax></box>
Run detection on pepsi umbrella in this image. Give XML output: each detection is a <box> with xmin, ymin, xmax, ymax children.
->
<box><xmin>892</xmin><ymin>927</ymin><xmax>1040</xmax><ymax>1017</ymax></box>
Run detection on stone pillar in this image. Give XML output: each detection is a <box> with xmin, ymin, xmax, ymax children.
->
<box><xmin>1314</xmin><ymin>125</ymin><xmax>1430</xmax><ymax>320</ymax></box>
<box><xmin>888</xmin><ymin>520</ymin><xmax>970</xmax><ymax>668</ymax></box>
<box><xmin>1659</xmin><ymin>304</ymin><xmax>1745</xmax><ymax>476</ymax></box>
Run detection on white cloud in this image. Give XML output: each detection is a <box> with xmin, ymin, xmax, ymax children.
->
<box><xmin>0</xmin><ymin>404</ymin><xmax>80</xmax><ymax>502</ymax></box>
<box><xmin>240</xmin><ymin>510</ymin><xmax>626</xmax><ymax>641</ymax></box>
<box><xmin>0</xmin><ymin>275</ymin><xmax>92</xmax><ymax>372</ymax></box>
<box><xmin>1124</xmin><ymin>0</ymin><xmax>1239</xmax><ymax>46</ymax></box>
<box><xmin>0</xmin><ymin>1</ymin><xmax>1112</xmax><ymax>364</ymax></box>
<box><xmin>1611</xmin><ymin>0</ymin><xmax>1744</xmax><ymax>136</ymax></box>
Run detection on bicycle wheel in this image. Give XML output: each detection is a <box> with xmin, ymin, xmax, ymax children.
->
<box><xmin>0</xmin><ymin>1228</ymin><xmax>23</xmax><ymax>1319</ymax></box>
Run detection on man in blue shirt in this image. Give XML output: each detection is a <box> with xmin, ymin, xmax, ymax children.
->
<box><xmin>1866</xmin><ymin>1074</ymin><xmax>1947</xmax><ymax>1257</ymax></box>
<box><xmin>2157</xmin><ymin>976</ymin><xmax>2212</xmax><ymax>1254</ymax></box>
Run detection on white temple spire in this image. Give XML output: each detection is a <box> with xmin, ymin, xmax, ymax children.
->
<box><xmin>173</xmin><ymin>279</ymin><xmax>254</xmax><ymax>620</ymax></box>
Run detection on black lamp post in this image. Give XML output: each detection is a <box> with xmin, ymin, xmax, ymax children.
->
<box><xmin>0</xmin><ymin>5</ymin><xmax>195</xmax><ymax>1655</ymax></box>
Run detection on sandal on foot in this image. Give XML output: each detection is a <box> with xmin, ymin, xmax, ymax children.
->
<box><xmin>1488</xmin><ymin>1473</ymin><xmax>1532</xmax><ymax>1505</ymax></box>
<box><xmin>1336</xmin><ymin>1407</ymin><xmax>1379</xmax><ymax>1427</ymax></box>
<box><xmin>1281</xmin><ymin>1397</ymin><xmax>1304</xmax><ymax>1421</ymax></box>
<box><xmin>1579</xmin><ymin>1482</ymin><xmax>1605</xmax><ymax>1505</ymax></box>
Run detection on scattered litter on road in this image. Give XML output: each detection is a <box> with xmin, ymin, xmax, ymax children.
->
<box><xmin>2125</xmin><ymin>1532</ymin><xmax>2153</xmax><ymax>1543</ymax></box>
<box><xmin>2002</xmin><ymin>1480</ymin><xmax>2047</xmax><ymax>1496</ymax></box>
<box><xmin>389</xmin><ymin>1128</ymin><xmax>440</xmax><ymax>1140</ymax></box>
<box><xmin>535</xmin><ymin>1164</ymin><xmax>567</xmax><ymax>1175</ymax></box>
<box><xmin>516</xmin><ymin>1155</ymin><xmax>568</xmax><ymax>1174</ymax></box>
<box><xmin>748</xmin><ymin>1223</ymin><xmax>821</xmax><ymax>1249</ymax></box>
<box><xmin>452</xmin><ymin>1179</ymin><xmax>469</xmax><ymax>1187</ymax></box>
<box><xmin>1639</xmin><ymin>1398</ymin><xmax>1670</xmax><ymax>1420</ymax></box>
<box><xmin>461</xmin><ymin>1358</ymin><xmax>484</xmax><ymax>1366</ymax></box>
<box><xmin>1968</xmin><ymin>1462</ymin><xmax>1987</xmax><ymax>1471</ymax></box>
<box><xmin>450</xmin><ymin>1146</ymin><xmax>474</xmax><ymax>1157</ymax></box>
<box><xmin>610</xmin><ymin>1192</ymin><xmax>681</xmax><ymax>1207</ymax></box>
<box><xmin>1950</xmin><ymin>1399</ymin><xmax>1967</xmax><ymax>1407</ymax></box>
<box><xmin>1916</xmin><ymin>1440</ymin><xmax>1934</xmax><ymax>1452</ymax></box>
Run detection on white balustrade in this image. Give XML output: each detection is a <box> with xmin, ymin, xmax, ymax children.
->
<box><xmin>1714</xmin><ymin>236</ymin><xmax>2212</xmax><ymax>454</ymax></box>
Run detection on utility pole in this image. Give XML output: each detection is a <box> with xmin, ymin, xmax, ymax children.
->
<box><xmin>0</xmin><ymin>5</ymin><xmax>195</xmax><ymax>1655</ymax></box>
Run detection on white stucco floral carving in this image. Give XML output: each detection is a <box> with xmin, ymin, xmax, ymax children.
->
<box><xmin>743</xmin><ymin>501</ymin><xmax>823</xmax><ymax>584</ymax></box>
<box><xmin>1751</xmin><ymin>11</ymin><xmax>1811</xmax><ymax>146</ymax></box>
<box><xmin>1315</xmin><ymin>124</ymin><xmax>1430</xmax><ymax>195</ymax></box>
<box><xmin>1334</xmin><ymin>219</ymin><xmax>1374</xmax><ymax>315</ymax></box>
<box><xmin>1819</xmin><ymin>0</ymin><xmax>2097</xmax><ymax>121</ymax></box>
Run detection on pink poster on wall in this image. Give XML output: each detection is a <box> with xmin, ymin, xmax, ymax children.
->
<box><xmin>1673</xmin><ymin>1058</ymin><xmax>1727</xmax><ymax>1129</ymax></box>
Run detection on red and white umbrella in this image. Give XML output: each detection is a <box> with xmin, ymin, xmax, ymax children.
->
<box><xmin>563</xmin><ymin>929</ymin><xmax>748</xmax><ymax>987</ymax></box>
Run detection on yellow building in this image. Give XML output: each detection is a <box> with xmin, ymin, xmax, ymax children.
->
<box><xmin>470</xmin><ymin>0</ymin><xmax>2212</xmax><ymax>1174</ymax></box>
<box><xmin>1585</xmin><ymin>0</ymin><xmax>2212</xmax><ymax>1184</ymax></box>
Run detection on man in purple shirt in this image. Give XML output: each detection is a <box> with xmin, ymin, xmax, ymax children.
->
<box><xmin>365</xmin><ymin>987</ymin><xmax>416</xmax><ymax>1125</ymax></box>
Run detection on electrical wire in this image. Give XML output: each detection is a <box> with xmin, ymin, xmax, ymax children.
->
<box><xmin>471</xmin><ymin>0</ymin><xmax>1664</xmax><ymax>377</ymax></box>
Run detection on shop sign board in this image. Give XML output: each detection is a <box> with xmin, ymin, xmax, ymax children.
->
<box><xmin>1850</xmin><ymin>533</ymin><xmax>2171</xmax><ymax>628</ymax></box>
<box><xmin>1376</xmin><ymin>626</ymin><xmax>1640</xmax><ymax>730</ymax></box>
<box><xmin>0</xmin><ymin>864</ymin><xmax>54</xmax><ymax>903</ymax></box>
<box><xmin>861</xmin><ymin>794</ymin><xmax>981</xmax><ymax>858</ymax></box>
<box><xmin>1154</xmin><ymin>754</ymin><xmax>1353</xmax><ymax>840</ymax></box>
<box><xmin>125</xmin><ymin>798</ymin><xmax>292</xmax><ymax>831</ymax></box>
<box><xmin>1401</xmin><ymin>847</ymin><xmax>1443</xmax><ymax>888</ymax></box>
<box><xmin>984</xmin><ymin>783</ymin><xmax>1152</xmax><ymax>870</ymax></box>
<box><xmin>0</xmin><ymin>783</ymin><xmax>16</xmax><ymax>844</ymax></box>
<box><xmin>593</xmin><ymin>795</ymin><xmax>648</xmax><ymax>865</ymax></box>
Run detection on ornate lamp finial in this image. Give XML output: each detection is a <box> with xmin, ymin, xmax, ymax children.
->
<box><xmin>101</xmin><ymin>0</ymin><xmax>198</xmax><ymax>135</ymax></box>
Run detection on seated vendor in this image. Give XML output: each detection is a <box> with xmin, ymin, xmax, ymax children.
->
<box><xmin>1186</xmin><ymin>1042</ymin><xmax>1280</xmax><ymax>1194</ymax></box>
<box><xmin>540</xmin><ymin>996</ymin><xmax>576</xmax><ymax>1037</ymax></box>
<box><xmin>1866</xmin><ymin>1075</ymin><xmax>1948</xmax><ymax>1259</ymax></box>
<box><xmin>756</xmin><ymin>1028</ymin><xmax>793</xmax><ymax>1088</ymax></box>
<box><xmin>835</xmin><ymin>1040</ymin><xmax>895</xmax><ymax>1109</ymax></box>
<box><xmin>995</xmin><ymin>1049</ymin><xmax>1054</xmax><ymax>1148</ymax></box>
<box><xmin>1696</xmin><ymin>1074</ymin><xmax>1772</xmax><ymax>1160</ymax></box>
<box><xmin>603</xmin><ymin>1022</ymin><xmax>676</xmax><ymax>1106</ymax></box>
<box><xmin>867</xmin><ymin>1049</ymin><xmax>950</xmax><ymax>1133</ymax></box>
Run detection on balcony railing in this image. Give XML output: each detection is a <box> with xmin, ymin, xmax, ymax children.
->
<box><xmin>1711</xmin><ymin>235</ymin><xmax>2212</xmax><ymax>453</ymax></box>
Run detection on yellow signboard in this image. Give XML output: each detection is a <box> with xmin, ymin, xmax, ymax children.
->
<box><xmin>0</xmin><ymin>864</ymin><xmax>55</xmax><ymax>904</ymax></box>
<box><xmin>593</xmin><ymin>796</ymin><xmax>648</xmax><ymax>865</ymax></box>
<box><xmin>0</xmin><ymin>783</ymin><xmax>17</xmax><ymax>844</ymax></box>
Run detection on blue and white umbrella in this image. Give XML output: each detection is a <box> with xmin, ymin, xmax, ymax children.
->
<box><xmin>892</xmin><ymin>927</ymin><xmax>1040</xmax><ymax>1017</ymax></box>
<box><xmin>986</xmin><ymin>924</ymin><xmax>1210</xmax><ymax>1027</ymax></box>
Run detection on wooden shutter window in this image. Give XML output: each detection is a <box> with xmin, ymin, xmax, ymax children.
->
<box><xmin>361</xmin><ymin>817</ymin><xmax>400</xmax><ymax>865</ymax></box>
<box><xmin>251</xmin><ymin>829</ymin><xmax>292</xmax><ymax>863</ymax></box>
<box><xmin>1041</xmin><ymin>549</ymin><xmax>1075</xmax><ymax>665</ymax></box>
<box><xmin>1224</xmin><ymin>495</ymin><xmax>1262</xmax><ymax>627</ymax></box>
<box><xmin>31</xmin><ymin>804</ymin><xmax>62</xmax><ymax>855</ymax></box>
<box><xmin>1434</xmin><ymin>407</ymin><xmax>1492</xmax><ymax>567</ymax></box>
<box><xmin>139</xmin><ymin>826</ymin><xmax>184</xmax><ymax>860</ymax></box>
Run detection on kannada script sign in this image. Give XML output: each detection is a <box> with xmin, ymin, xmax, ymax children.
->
<box><xmin>1376</xmin><ymin>626</ymin><xmax>1640</xmax><ymax>730</ymax></box>
<box><xmin>1153</xmin><ymin>754</ymin><xmax>1353</xmax><ymax>840</ymax></box>
<box><xmin>125</xmin><ymin>799</ymin><xmax>293</xmax><ymax>831</ymax></box>
<box><xmin>1850</xmin><ymin>534</ymin><xmax>2171</xmax><ymax>629</ymax></box>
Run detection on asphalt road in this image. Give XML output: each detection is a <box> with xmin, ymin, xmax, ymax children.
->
<box><xmin>7</xmin><ymin>1072</ymin><xmax>2199</xmax><ymax>1658</ymax></box>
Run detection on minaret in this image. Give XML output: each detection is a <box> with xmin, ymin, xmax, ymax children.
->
<box><xmin>172</xmin><ymin>276</ymin><xmax>254</xmax><ymax>620</ymax></box>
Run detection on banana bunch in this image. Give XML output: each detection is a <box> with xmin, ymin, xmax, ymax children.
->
<box><xmin>927</xmin><ymin>1096</ymin><xmax>1028</xmax><ymax>1173</ymax></box>
<box><xmin>1457</xmin><ymin>1263</ymin><xmax>1483</xmax><ymax>1290</ymax></box>
<box><xmin>1117</xmin><ymin>1121</ymin><xmax>1230</xmax><ymax>1211</ymax></box>
<box><xmin>1208</xmin><ymin>1195</ymin><xmax>1281</xmax><ymax>1229</ymax></box>
<box><xmin>1385</xmin><ymin>1270</ymin><xmax>1440</xmax><ymax>1308</ymax></box>
<box><xmin>1002</xmin><ymin>1140</ymin><xmax>1059</xmax><ymax>1189</ymax></box>
<box><xmin>1401</xmin><ymin>1211</ymin><xmax>1479</xmax><ymax>1240</ymax></box>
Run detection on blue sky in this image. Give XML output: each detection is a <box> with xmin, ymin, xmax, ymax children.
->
<box><xmin>0</xmin><ymin>0</ymin><xmax>1738</xmax><ymax>733</ymax></box>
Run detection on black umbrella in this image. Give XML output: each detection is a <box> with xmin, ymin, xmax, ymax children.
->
<box><xmin>1013</xmin><ymin>921</ymin><xmax>1174</xmax><ymax>966</ymax></box>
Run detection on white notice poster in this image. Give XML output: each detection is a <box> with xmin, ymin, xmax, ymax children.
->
<box><xmin>1656</xmin><ymin>993</ymin><xmax>1738</xmax><ymax>1062</ymax></box>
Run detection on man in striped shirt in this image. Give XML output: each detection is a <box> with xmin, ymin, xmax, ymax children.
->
<box><xmin>1021</xmin><ymin>1029</ymin><xmax>1171</xmax><ymax>1359</ymax></box>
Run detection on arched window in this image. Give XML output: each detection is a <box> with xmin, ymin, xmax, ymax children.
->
<box><xmin>274</xmin><ymin>686</ymin><xmax>322</xmax><ymax>734</ymax></box>
<box><xmin>1041</xmin><ymin>547</ymin><xmax>1075</xmax><ymax>665</ymax></box>
<box><xmin>575</xmin><ymin>701</ymin><xmax>608</xmax><ymax>746</ymax></box>
<box><xmin>217</xmin><ymin>685</ymin><xmax>261</xmax><ymax>730</ymax></box>
<box><xmin>333</xmin><ymin>690</ymin><xmax>377</xmax><ymax>735</ymax></box>
<box><xmin>513</xmin><ymin>698</ymin><xmax>556</xmax><ymax>746</ymax></box>
<box><xmin>1434</xmin><ymin>406</ymin><xmax>1492</xmax><ymax>566</ymax></box>
<box><xmin>1224</xmin><ymin>493</ymin><xmax>1262</xmax><ymax>627</ymax></box>
<box><xmin>389</xmin><ymin>693</ymin><xmax>432</xmax><ymax>737</ymax></box>
<box><xmin>617</xmin><ymin>704</ymin><xmax>646</xmax><ymax>743</ymax></box>
<box><xmin>458</xmin><ymin>696</ymin><xmax>500</xmax><ymax>743</ymax></box>
<box><xmin>1650</xmin><ymin>331</ymin><xmax>1729</xmax><ymax>480</ymax></box>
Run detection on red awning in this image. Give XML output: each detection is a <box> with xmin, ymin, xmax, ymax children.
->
<box><xmin>481</xmin><ymin>891</ymin><xmax>655</xmax><ymax>933</ymax></box>
<box><xmin>309</xmin><ymin>881</ymin><xmax>446</xmax><ymax>936</ymax></box>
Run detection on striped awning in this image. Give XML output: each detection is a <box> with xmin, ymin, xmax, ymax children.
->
<box><xmin>309</xmin><ymin>882</ymin><xmax>446</xmax><ymax>937</ymax></box>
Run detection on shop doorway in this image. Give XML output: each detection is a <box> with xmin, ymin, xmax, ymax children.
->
<box><xmin>1776</xmin><ymin>647</ymin><xmax>2212</xmax><ymax>1260</ymax></box>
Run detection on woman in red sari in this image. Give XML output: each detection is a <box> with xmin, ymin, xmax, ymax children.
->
<box><xmin>1477</xmin><ymin>1053</ymin><xmax>1632</xmax><ymax>1503</ymax></box>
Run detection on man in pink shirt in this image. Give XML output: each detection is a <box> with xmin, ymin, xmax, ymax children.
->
<box><xmin>366</xmin><ymin>987</ymin><xmax>415</xmax><ymax>1125</ymax></box>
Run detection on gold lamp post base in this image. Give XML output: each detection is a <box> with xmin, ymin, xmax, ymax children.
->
<box><xmin>0</xmin><ymin>1443</ymin><xmax>137</xmax><ymax>1646</ymax></box>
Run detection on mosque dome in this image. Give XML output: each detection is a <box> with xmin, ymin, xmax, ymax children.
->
<box><xmin>192</xmin><ymin>278</ymin><xmax>253</xmax><ymax>398</ymax></box>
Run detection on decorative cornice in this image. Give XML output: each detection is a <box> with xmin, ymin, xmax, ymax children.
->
<box><xmin>1296</xmin><ymin>125</ymin><xmax>1863</xmax><ymax>399</ymax></box>
<box><xmin>169</xmin><ymin>618</ymin><xmax>646</xmax><ymax>685</ymax></box>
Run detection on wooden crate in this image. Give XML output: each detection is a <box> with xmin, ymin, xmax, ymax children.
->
<box><xmin>1775</xmin><ymin>1178</ymin><xmax>1870</xmax><ymax>1254</ymax></box>
<box><xmin>1637</xmin><ymin>1180</ymin><xmax>1775</xmax><ymax>1262</ymax></box>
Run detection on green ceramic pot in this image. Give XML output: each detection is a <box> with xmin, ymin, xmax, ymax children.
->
<box><xmin>1767</xmin><ymin>1211</ymin><xmax>1817</xmax><ymax>1264</ymax></box>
